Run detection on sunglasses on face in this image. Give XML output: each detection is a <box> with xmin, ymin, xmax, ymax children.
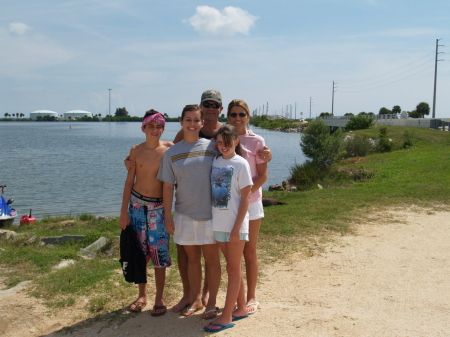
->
<box><xmin>202</xmin><ymin>102</ymin><xmax>221</xmax><ymax>109</ymax></box>
<box><xmin>229</xmin><ymin>113</ymin><xmax>247</xmax><ymax>118</ymax></box>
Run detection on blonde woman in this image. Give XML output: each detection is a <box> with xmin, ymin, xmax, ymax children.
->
<box><xmin>226</xmin><ymin>99</ymin><xmax>268</xmax><ymax>314</ymax></box>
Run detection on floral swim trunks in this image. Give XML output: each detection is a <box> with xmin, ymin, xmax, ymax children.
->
<box><xmin>128</xmin><ymin>189</ymin><xmax>172</xmax><ymax>268</ymax></box>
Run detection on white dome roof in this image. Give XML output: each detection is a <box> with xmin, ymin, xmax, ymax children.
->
<box><xmin>64</xmin><ymin>110</ymin><xmax>92</xmax><ymax>114</ymax></box>
<box><xmin>31</xmin><ymin>110</ymin><xmax>58</xmax><ymax>114</ymax></box>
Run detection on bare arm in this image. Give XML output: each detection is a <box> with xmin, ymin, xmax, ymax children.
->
<box><xmin>173</xmin><ymin>129</ymin><xmax>184</xmax><ymax>144</ymax></box>
<box><xmin>119</xmin><ymin>151</ymin><xmax>136</xmax><ymax>229</ymax></box>
<box><xmin>257</xmin><ymin>145</ymin><xmax>272</xmax><ymax>163</ymax></box>
<box><xmin>162</xmin><ymin>182</ymin><xmax>175</xmax><ymax>234</ymax></box>
<box><xmin>230</xmin><ymin>185</ymin><xmax>252</xmax><ymax>243</ymax></box>
<box><xmin>251</xmin><ymin>162</ymin><xmax>268</xmax><ymax>194</ymax></box>
<box><xmin>124</xmin><ymin>155</ymin><xmax>134</xmax><ymax>171</ymax></box>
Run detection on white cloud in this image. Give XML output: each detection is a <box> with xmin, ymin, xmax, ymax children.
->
<box><xmin>8</xmin><ymin>22</ymin><xmax>30</xmax><ymax>36</ymax></box>
<box><xmin>187</xmin><ymin>6</ymin><xmax>257</xmax><ymax>37</ymax></box>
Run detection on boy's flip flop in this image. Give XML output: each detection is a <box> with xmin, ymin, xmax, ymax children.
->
<box><xmin>129</xmin><ymin>301</ymin><xmax>146</xmax><ymax>312</ymax></box>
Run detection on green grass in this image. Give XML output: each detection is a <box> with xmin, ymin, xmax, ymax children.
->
<box><xmin>259</xmin><ymin>126</ymin><xmax>450</xmax><ymax>257</ymax></box>
<box><xmin>0</xmin><ymin>125</ymin><xmax>449</xmax><ymax>317</ymax></box>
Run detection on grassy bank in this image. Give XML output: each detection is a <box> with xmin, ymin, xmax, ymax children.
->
<box><xmin>1</xmin><ymin>126</ymin><xmax>449</xmax><ymax>317</ymax></box>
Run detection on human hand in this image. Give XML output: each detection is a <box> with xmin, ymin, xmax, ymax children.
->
<box><xmin>257</xmin><ymin>146</ymin><xmax>272</xmax><ymax>162</ymax></box>
<box><xmin>229</xmin><ymin>228</ymin><xmax>240</xmax><ymax>243</ymax></box>
<box><xmin>124</xmin><ymin>155</ymin><xmax>135</xmax><ymax>171</ymax></box>
<box><xmin>119</xmin><ymin>212</ymin><xmax>129</xmax><ymax>230</ymax></box>
<box><xmin>165</xmin><ymin>218</ymin><xmax>175</xmax><ymax>235</ymax></box>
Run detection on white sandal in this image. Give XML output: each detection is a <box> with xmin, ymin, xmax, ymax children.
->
<box><xmin>246</xmin><ymin>301</ymin><xmax>260</xmax><ymax>314</ymax></box>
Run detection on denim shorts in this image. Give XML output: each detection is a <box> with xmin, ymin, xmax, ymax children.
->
<box><xmin>214</xmin><ymin>231</ymin><xmax>249</xmax><ymax>242</ymax></box>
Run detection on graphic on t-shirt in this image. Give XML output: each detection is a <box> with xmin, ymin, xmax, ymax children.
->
<box><xmin>211</xmin><ymin>166</ymin><xmax>234</xmax><ymax>208</ymax></box>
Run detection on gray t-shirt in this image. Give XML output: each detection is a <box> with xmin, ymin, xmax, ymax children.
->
<box><xmin>157</xmin><ymin>138</ymin><xmax>216</xmax><ymax>220</ymax></box>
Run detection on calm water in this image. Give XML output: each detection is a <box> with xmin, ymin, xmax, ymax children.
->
<box><xmin>0</xmin><ymin>122</ymin><xmax>306</xmax><ymax>220</ymax></box>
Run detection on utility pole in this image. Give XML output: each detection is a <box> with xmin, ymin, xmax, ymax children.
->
<box><xmin>432</xmin><ymin>38</ymin><xmax>444</xmax><ymax>118</ymax></box>
<box><xmin>108</xmin><ymin>89</ymin><xmax>112</xmax><ymax>117</ymax></box>
<box><xmin>332</xmin><ymin>81</ymin><xmax>337</xmax><ymax>116</ymax></box>
<box><xmin>266</xmin><ymin>102</ymin><xmax>268</xmax><ymax>115</ymax></box>
<box><xmin>295</xmin><ymin>102</ymin><xmax>297</xmax><ymax>120</ymax></box>
<box><xmin>309</xmin><ymin>97</ymin><xmax>313</xmax><ymax>119</ymax></box>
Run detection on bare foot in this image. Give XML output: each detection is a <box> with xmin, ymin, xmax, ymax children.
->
<box><xmin>183</xmin><ymin>299</ymin><xmax>203</xmax><ymax>316</ymax></box>
<box><xmin>129</xmin><ymin>296</ymin><xmax>147</xmax><ymax>312</ymax></box>
<box><xmin>151</xmin><ymin>298</ymin><xmax>166</xmax><ymax>316</ymax></box>
<box><xmin>171</xmin><ymin>296</ymin><xmax>190</xmax><ymax>313</ymax></box>
<box><xmin>204</xmin><ymin>315</ymin><xmax>233</xmax><ymax>331</ymax></box>
<box><xmin>246</xmin><ymin>299</ymin><xmax>260</xmax><ymax>314</ymax></box>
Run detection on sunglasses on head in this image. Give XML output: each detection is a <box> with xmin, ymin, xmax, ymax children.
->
<box><xmin>202</xmin><ymin>102</ymin><xmax>221</xmax><ymax>109</ymax></box>
<box><xmin>229</xmin><ymin>112</ymin><xmax>247</xmax><ymax>118</ymax></box>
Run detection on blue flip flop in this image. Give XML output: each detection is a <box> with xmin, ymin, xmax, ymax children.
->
<box><xmin>232</xmin><ymin>314</ymin><xmax>249</xmax><ymax>321</ymax></box>
<box><xmin>204</xmin><ymin>323</ymin><xmax>235</xmax><ymax>333</ymax></box>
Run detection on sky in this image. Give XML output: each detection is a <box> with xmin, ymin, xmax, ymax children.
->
<box><xmin>1</xmin><ymin>0</ymin><xmax>449</xmax><ymax>119</ymax></box>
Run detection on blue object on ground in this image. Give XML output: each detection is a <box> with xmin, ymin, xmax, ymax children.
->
<box><xmin>204</xmin><ymin>323</ymin><xmax>235</xmax><ymax>333</ymax></box>
<box><xmin>232</xmin><ymin>314</ymin><xmax>249</xmax><ymax>321</ymax></box>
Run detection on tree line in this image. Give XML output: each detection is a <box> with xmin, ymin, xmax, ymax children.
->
<box><xmin>319</xmin><ymin>102</ymin><xmax>431</xmax><ymax>119</ymax></box>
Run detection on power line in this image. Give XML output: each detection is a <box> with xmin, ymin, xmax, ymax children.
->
<box><xmin>339</xmin><ymin>51</ymin><xmax>435</xmax><ymax>85</ymax></box>
<box><xmin>341</xmin><ymin>65</ymin><xmax>435</xmax><ymax>93</ymax></box>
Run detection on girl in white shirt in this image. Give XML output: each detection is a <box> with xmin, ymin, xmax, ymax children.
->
<box><xmin>204</xmin><ymin>125</ymin><xmax>253</xmax><ymax>333</ymax></box>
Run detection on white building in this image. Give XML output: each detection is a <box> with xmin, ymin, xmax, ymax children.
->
<box><xmin>30</xmin><ymin>110</ymin><xmax>59</xmax><ymax>120</ymax></box>
<box><xmin>64</xmin><ymin>110</ymin><xmax>93</xmax><ymax>120</ymax></box>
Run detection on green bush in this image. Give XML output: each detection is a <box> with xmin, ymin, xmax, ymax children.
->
<box><xmin>78</xmin><ymin>213</ymin><xmax>95</xmax><ymax>221</ymax></box>
<box><xmin>289</xmin><ymin>161</ymin><xmax>319</xmax><ymax>190</ymax></box>
<box><xmin>345</xmin><ymin>134</ymin><xmax>373</xmax><ymax>158</ymax></box>
<box><xmin>376</xmin><ymin>126</ymin><xmax>393</xmax><ymax>153</ymax></box>
<box><xmin>345</xmin><ymin>115</ymin><xmax>375</xmax><ymax>131</ymax></box>
<box><xmin>402</xmin><ymin>130</ymin><xmax>414</xmax><ymax>149</ymax></box>
<box><xmin>301</xmin><ymin>119</ymin><xmax>345</xmax><ymax>171</ymax></box>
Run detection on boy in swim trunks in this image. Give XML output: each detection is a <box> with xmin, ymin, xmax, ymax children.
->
<box><xmin>119</xmin><ymin>109</ymin><xmax>173</xmax><ymax>316</ymax></box>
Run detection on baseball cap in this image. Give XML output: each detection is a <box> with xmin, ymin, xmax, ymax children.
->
<box><xmin>201</xmin><ymin>90</ymin><xmax>222</xmax><ymax>105</ymax></box>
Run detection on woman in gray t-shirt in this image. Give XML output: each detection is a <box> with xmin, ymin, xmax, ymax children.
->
<box><xmin>158</xmin><ymin>104</ymin><xmax>221</xmax><ymax>318</ymax></box>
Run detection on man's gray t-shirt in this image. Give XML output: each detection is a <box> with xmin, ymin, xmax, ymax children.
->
<box><xmin>157</xmin><ymin>138</ymin><xmax>216</xmax><ymax>220</ymax></box>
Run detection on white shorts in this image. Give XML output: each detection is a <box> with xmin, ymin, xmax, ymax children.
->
<box><xmin>173</xmin><ymin>212</ymin><xmax>215</xmax><ymax>245</ymax></box>
<box><xmin>248</xmin><ymin>199</ymin><xmax>264</xmax><ymax>220</ymax></box>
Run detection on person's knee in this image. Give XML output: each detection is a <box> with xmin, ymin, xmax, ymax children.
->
<box><xmin>226</xmin><ymin>264</ymin><xmax>242</xmax><ymax>276</ymax></box>
<box><xmin>243</xmin><ymin>247</ymin><xmax>257</xmax><ymax>261</ymax></box>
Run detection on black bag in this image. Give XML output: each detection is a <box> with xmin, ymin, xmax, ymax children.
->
<box><xmin>119</xmin><ymin>226</ymin><xmax>147</xmax><ymax>284</ymax></box>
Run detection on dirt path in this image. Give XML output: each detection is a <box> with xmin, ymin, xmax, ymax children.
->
<box><xmin>1</xmin><ymin>209</ymin><xmax>449</xmax><ymax>336</ymax></box>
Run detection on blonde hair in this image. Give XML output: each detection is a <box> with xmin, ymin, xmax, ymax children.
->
<box><xmin>227</xmin><ymin>99</ymin><xmax>250</xmax><ymax>117</ymax></box>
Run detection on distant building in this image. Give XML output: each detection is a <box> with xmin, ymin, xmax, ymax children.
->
<box><xmin>64</xmin><ymin>110</ymin><xmax>93</xmax><ymax>120</ymax></box>
<box><xmin>30</xmin><ymin>110</ymin><xmax>59</xmax><ymax>120</ymax></box>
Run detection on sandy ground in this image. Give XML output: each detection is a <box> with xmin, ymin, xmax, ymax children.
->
<box><xmin>1</xmin><ymin>209</ymin><xmax>449</xmax><ymax>337</ymax></box>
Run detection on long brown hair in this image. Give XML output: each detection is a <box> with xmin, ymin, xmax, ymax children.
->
<box><xmin>181</xmin><ymin>104</ymin><xmax>203</xmax><ymax>120</ymax></box>
<box><xmin>216</xmin><ymin>124</ymin><xmax>243</xmax><ymax>157</ymax></box>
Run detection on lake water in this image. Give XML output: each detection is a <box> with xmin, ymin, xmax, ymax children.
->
<box><xmin>0</xmin><ymin>122</ymin><xmax>306</xmax><ymax>220</ymax></box>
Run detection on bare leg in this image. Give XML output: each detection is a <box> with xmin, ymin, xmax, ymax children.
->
<box><xmin>183</xmin><ymin>245</ymin><xmax>203</xmax><ymax>315</ymax></box>
<box><xmin>204</xmin><ymin>240</ymin><xmax>246</xmax><ymax>331</ymax></box>
<box><xmin>171</xmin><ymin>244</ymin><xmax>191</xmax><ymax>313</ymax></box>
<box><xmin>129</xmin><ymin>282</ymin><xmax>147</xmax><ymax>312</ymax></box>
<box><xmin>202</xmin><ymin>260</ymin><xmax>209</xmax><ymax>307</ymax></box>
<box><xmin>201</xmin><ymin>243</ymin><xmax>221</xmax><ymax>316</ymax></box>
<box><xmin>152</xmin><ymin>267</ymin><xmax>166</xmax><ymax>315</ymax></box>
<box><xmin>244</xmin><ymin>218</ymin><xmax>261</xmax><ymax>313</ymax></box>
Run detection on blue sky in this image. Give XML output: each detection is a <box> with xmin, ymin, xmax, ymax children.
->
<box><xmin>1</xmin><ymin>0</ymin><xmax>449</xmax><ymax>118</ymax></box>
